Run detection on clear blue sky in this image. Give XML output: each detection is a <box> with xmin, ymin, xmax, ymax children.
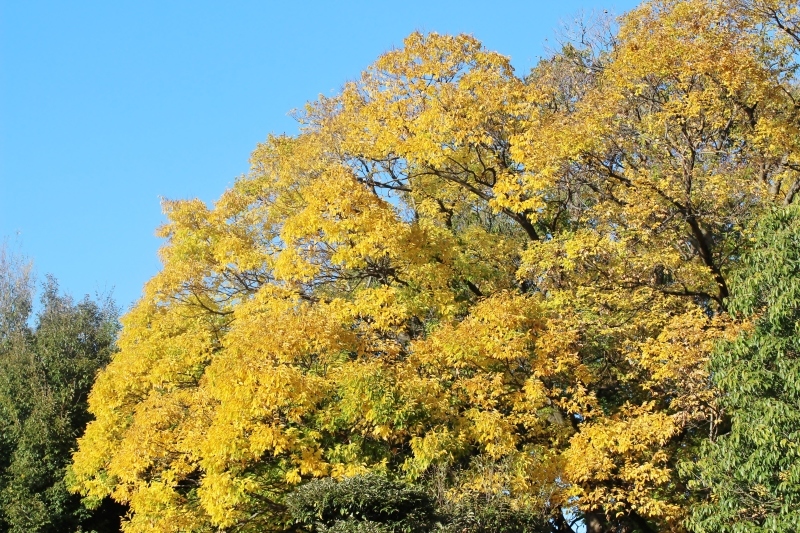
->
<box><xmin>1</xmin><ymin>0</ymin><xmax>640</xmax><ymax>312</ymax></box>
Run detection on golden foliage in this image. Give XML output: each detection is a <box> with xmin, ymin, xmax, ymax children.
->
<box><xmin>70</xmin><ymin>2</ymin><xmax>800</xmax><ymax>531</ymax></box>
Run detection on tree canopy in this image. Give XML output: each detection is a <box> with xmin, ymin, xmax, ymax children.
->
<box><xmin>686</xmin><ymin>204</ymin><xmax>800</xmax><ymax>532</ymax></box>
<box><xmin>0</xmin><ymin>250</ymin><xmax>124</xmax><ymax>533</ymax></box>
<box><xmin>69</xmin><ymin>1</ymin><xmax>800</xmax><ymax>532</ymax></box>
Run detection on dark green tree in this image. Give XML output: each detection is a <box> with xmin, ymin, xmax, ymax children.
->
<box><xmin>0</xmin><ymin>250</ymin><xmax>125</xmax><ymax>533</ymax></box>
<box><xmin>687</xmin><ymin>204</ymin><xmax>800</xmax><ymax>532</ymax></box>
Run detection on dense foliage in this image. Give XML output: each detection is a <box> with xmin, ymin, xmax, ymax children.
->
<box><xmin>0</xmin><ymin>250</ymin><xmax>124</xmax><ymax>533</ymax></box>
<box><xmin>66</xmin><ymin>1</ymin><xmax>800</xmax><ymax>532</ymax></box>
<box><xmin>286</xmin><ymin>474</ymin><xmax>437</xmax><ymax>532</ymax></box>
<box><xmin>285</xmin><ymin>474</ymin><xmax>549</xmax><ymax>533</ymax></box>
<box><xmin>686</xmin><ymin>204</ymin><xmax>800</xmax><ymax>532</ymax></box>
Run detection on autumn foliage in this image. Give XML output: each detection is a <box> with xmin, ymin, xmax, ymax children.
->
<box><xmin>69</xmin><ymin>1</ymin><xmax>800</xmax><ymax>532</ymax></box>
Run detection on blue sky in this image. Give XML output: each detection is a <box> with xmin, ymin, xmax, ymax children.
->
<box><xmin>1</xmin><ymin>0</ymin><xmax>639</xmax><ymax>312</ymax></box>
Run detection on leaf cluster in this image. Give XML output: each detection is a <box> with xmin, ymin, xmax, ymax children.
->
<box><xmin>286</xmin><ymin>474</ymin><xmax>436</xmax><ymax>532</ymax></box>
<box><xmin>285</xmin><ymin>474</ymin><xmax>549</xmax><ymax>533</ymax></box>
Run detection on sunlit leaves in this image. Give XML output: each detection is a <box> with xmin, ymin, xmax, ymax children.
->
<box><xmin>69</xmin><ymin>3</ymin><xmax>800</xmax><ymax>531</ymax></box>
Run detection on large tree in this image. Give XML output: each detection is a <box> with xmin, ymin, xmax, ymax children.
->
<box><xmin>70</xmin><ymin>1</ymin><xmax>800</xmax><ymax>532</ymax></box>
<box><xmin>0</xmin><ymin>250</ymin><xmax>124</xmax><ymax>533</ymax></box>
<box><xmin>686</xmin><ymin>204</ymin><xmax>800</xmax><ymax>532</ymax></box>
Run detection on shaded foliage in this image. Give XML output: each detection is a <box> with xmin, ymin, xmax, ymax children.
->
<box><xmin>286</xmin><ymin>474</ymin><xmax>550</xmax><ymax>533</ymax></box>
<box><xmin>0</xmin><ymin>251</ymin><xmax>123</xmax><ymax>533</ymax></box>
<box><xmin>286</xmin><ymin>475</ymin><xmax>436</xmax><ymax>532</ymax></box>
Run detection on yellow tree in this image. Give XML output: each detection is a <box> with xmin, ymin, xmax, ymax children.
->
<box><xmin>70</xmin><ymin>1</ymin><xmax>800</xmax><ymax>532</ymax></box>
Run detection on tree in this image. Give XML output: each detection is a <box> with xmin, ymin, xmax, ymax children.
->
<box><xmin>0</xmin><ymin>247</ymin><xmax>33</xmax><ymax>344</ymax></box>
<box><xmin>0</xmin><ymin>249</ymin><xmax>124</xmax><ymax>533</ymax></box>
<box><xmin>685</xmin><ymin>204</ymin><xmax>800</xmax><ymax>532</ymax></box>
<box><xmin>69</xmin><ymin>2</ymin><xmax>800</xmax><ymax>532</ymax></box>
